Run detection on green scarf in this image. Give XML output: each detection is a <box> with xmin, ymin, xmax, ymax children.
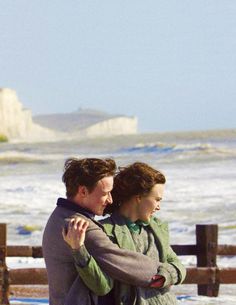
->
<box><xmin>124</xmin><ymin>217</ymin><xmax>149</xmax><ymax>234</ymax></box>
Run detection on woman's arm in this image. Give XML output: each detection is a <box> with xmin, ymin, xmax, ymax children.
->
<box><xmin>65</xmin><ymin>215</ymin><xmax>163</xmax><ymax>287</ymax></box>
<box><xmin>165</xmin><ymin>245</ymin><xmax>187</xmax><ymax>284</ymax></box>
<box><xmin>63</xmin><ymin>218</ymin><xmax>114</xmax><ymax>296</ymax></box>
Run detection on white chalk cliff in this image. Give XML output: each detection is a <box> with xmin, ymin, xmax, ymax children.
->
<box><xmin>34</xmin><ymin>109</ymin><xmax>138</xmax><ymax>139</ymax></box>
<box><xmin>0</xmin><ymin>88</ymin><xmax>58</xmax><ymax>141</ymax></box>
<box><xmin>77</xmin><ymin>116</ymin><xmax>137</xmax><ymax>137</ymax></box>
<box><xmin>0</xmin><ymin>88</ymin><xmax>137</xmax><ymax>142</ymax></box>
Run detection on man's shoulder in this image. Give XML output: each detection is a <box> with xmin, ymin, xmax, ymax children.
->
<box><xmin>66</xmin><ymin>212</ymin><xmax>90</xmax><ymax>220</ymax></box>
<box><xmin>64</xmin><ymin>213</ymin><xmax>102</xmax><ymax>230</ymax></box>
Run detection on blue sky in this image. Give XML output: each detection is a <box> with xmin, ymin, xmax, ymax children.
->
<box><xmin>0</xmin><ymin>1</ymin><xmax>236</xmax><ymax>132</ymax></box>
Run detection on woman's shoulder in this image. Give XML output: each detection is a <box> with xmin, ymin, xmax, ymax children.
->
<box><xmin>98</xmin><ymin>215</ymin><xmax>119</xmax><ymax>240</ymax></box>
<box><xmin>99</xmin><ymin>215</ymin><xmax>114</xmax><ymax>233</ymax></box>
<box><xmin>99</xmin><ymin>215</ymin><xmax>113</xmax><ymax>225</ymax></box>
<box><xmin>150</xmin><ymin>216</ymin><xmax>169</xmax><ymax>230</ymax></box>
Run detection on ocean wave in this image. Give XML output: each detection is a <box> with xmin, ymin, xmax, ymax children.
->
<box><xmin>116</xmin><ymin>142</ymin><xmax>236</xmax><ymax>160</ymax></box>
<box><xmin>0</xmin><ymin>151</ymin><xmax>65</xmax><ymax>164</ymax></box>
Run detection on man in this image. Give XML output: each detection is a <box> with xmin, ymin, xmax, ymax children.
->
<box><xmin>42</xmin><ymin>158</ymin><xmax>168</xmax><ymax>305</ymax></box>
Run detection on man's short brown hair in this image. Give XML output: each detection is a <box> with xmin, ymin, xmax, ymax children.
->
<box><xmin>62</xmin><ymin>158</ymin><xmax>116</xmax><ymax>198</ymax></box>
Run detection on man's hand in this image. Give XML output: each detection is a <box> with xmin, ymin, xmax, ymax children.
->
<box><xmin>150</xmin><ymin>274</ymin><xmax>166</xmax><ymax>288</ymax></box>
<box><xmin>62</xmin><ymin>217</ymin><xmax>89</xmax><ymax>250</ymax></box>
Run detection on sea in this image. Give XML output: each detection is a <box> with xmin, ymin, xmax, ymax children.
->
<box><xmin>0</xmin><ymin>129</ymin><xmax>236</xmax><ymax>305</ymax></box>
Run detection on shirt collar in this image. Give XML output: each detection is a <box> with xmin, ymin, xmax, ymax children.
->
<box><xmin>123</xmin><ymin>216</ymin><xmax>149</xmax><ymax>233</ymax></box>
<box><xmin>57</xmin><ymin>197</ymin><xmax>95</xmax><ymax>219</ymax></box>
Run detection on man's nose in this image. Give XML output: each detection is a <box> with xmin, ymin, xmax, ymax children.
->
<box><xmin>155</xmin><ymin>202</ymin><xmax>160</xmax><ymax>210</ymax></box>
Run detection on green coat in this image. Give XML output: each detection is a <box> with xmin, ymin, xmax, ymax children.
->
<box><xmin>75</xmin><ymin>213</ymin><xmax>186</xmax><ymax>305</ymax></box>
<box><xmin>101</xmin><ymin>213</ymin><xmax>186</xmax><ymax>304</ymax></box>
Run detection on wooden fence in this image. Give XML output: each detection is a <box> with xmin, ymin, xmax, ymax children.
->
<box><xmin>1</xmin><ymin>223</ymin><xmax>236</xmax><ymax>304</ymax></box>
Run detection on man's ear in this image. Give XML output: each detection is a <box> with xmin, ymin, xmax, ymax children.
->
<box><xmin>78</xmin><ymin>185</ymin><xmax>88</xmax><ymax>198</ymax></box>
<box><xmin>135</xmin><ymin>195</ymin><xmax>141</xmax><ymax>204</ymax></box>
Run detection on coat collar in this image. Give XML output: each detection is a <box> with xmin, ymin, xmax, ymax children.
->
<box><xmin>110</xmin><ymin>213</ymin><xmax>137</xmax><ymax>251</ymax></box>
<box><xmin>110</xmin><ymin>213</ymin><xmax>168</xmax><ymax>261</ymax></box>
<box><xmin>149</xmin><ymin>217</ymin><xmax>169</xmax><ymax>261</ymax></box>
<box><xmin>57</xmin><ymin>197</ymin><xmax>95</xmax><ymax>219</ymax></box>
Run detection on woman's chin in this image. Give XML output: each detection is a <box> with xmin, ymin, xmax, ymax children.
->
<box><xmin>141</xmin><ymin>216</ymin><xmax>151</xmax><ymax>222</ymax></box>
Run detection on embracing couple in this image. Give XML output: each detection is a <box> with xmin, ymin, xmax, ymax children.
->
<box><xmin>42</xmin><ymin>158</ymin><xmax>186</xmax><ymax>305</ymax></box>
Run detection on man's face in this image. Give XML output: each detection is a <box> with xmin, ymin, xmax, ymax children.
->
<box><xmin>136</xmin><ymin>184</ymin><xmax>164</xmax><ymax>222</ymax></box>
<box><xmin>84</xmin><ymin>176</ymin><xmax>114</xmax><ymax>216</ymax></box>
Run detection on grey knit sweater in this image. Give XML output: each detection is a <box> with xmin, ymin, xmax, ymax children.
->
<box><xmin>130</xmin><ymin>226</ymin><xmax>177</xmax><ymax>305</ymax></box>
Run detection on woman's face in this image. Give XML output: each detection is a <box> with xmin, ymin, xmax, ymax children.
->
<box><xmin>136</xmin><ymin>184</ymin><xmax>164</xmax><ymax>222</ymax></box>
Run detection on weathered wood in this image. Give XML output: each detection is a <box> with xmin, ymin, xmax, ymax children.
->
<box><xmin>184</xmin><ymin>267</ymin><xmax>216</xmax><ymax>284</ymax></box>
<box><xmin>7</xmin><ymin>246</ymin><xmax>33</xmax><ymax>257</ymax></box>
<box><xmin>7</xmin><ymin>266</ymin><xmax>236</xmax><ymax>285</ymax></box>
<box><xmin>7</xmin><ymin>246</ymin><xmax>43</xmax><ymax>258</ymax></box>
<box><xmin>32</xmin><ymin>246</ymin><xmax>43</xmax><ymax>258</ymax></box>
<box><xmin>6</xmin><ymin>244</ymin><xmax>236</xmax><ymax>257</ymax></box>
<box><xmin>0</xmin><ymin>247</ymin><xmax>7</xmax><ymax>263</ymax></box>
<box><xmin>218</xmin><ymin>244</ymin><xmax>236</xmax><ymax>256</ymax></box>
<box><xmin>7</xmin><ymin>245</ymin><xmax>199</xmax><ymax>257</ymax></box>
<box><xmin>0</xmin><ymin>267</ymin><xmax>5</xmax><ymax>285</ymax></box>
<box><xmin>0</xmin><ymin>224</ymin><xmax>9</xmax><ymax>305</ymax></box>
<box><xmin>10</xmin><ymin>285</ymin><xmax>49</xmax><ymax>298</ymax></box>
<box><xmin>172</xmin><ymin>245</ymin><xmax>197</xmax><ymax>256</ymax></box>
<box><xmin>196</xmin><ymin>224</ymin><xmax>219</xmax><ymax>297</ymax></box>
<box><xmin>9</xmin><ymin>268</ymin><xmax>48</xmax><ymax>285</ymax></box>
<box><xmin>1</xmin><ymin>223</ymin><xmax>236</xmax><ymax>302</ymax></box>
<box><xmin>185</xmin><ymin>267</ymin><xmax>236</xmax><ymax>284</ymax></box>
<box><xmin>217</xmin><ymin>268</ymin><xmax>236</xmax><ymax>284</ymax></box>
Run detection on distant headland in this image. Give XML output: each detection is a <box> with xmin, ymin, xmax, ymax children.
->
<box><xmin>0</xmin><ymin>88</ymin><xmax>137</xmax><ymax>142</ymax></box>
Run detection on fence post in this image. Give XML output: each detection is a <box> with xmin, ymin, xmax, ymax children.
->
<box><xmin>0</xmin><ymin>224</ymin><xmax>9</xmax><ymax>305</ymax></box>
<box><xmin>196</xmin><ymin>224</ymin><xmax>219</xmax><ymax>297</ymax></box>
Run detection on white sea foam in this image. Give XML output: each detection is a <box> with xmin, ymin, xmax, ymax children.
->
<box><xmin>0</xmin><ymin>150</ymin><xmax>66</xmax><ymax>163</ymax></box>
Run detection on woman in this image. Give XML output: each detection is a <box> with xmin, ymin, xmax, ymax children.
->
<box><xmin>63</xmin><ymin>162</ymin><xmax>186</xmax><ymax>305</ymax></box>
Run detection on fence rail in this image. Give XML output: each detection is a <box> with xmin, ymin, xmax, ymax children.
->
<box><xmin>1</xmin><ymin>223</ymin><xmax>236</xmax><ymax>304</ymax></box>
